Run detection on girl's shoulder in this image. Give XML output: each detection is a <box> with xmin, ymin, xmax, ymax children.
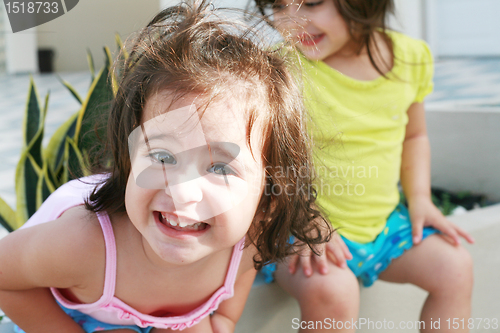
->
<box><xmin>45</xmin><ymin>204</ymin><xmax>106</xmax><ymax>269</ymax></box>
<box><xmin>52</xmin><ymin>206</ymin><xmax>107</xmax><ymax>290</ymax></box>
<box><xmin>386</xmin><ymin>30</ymin><xmax>433</xmax><ymax>63</ymax></box>
<box><xmin>1</xmin><ymin>205</ymin><xmax>106</xmax><ymax>290</ymax></box>
<box><xmin>39</xmin><ymin>204</ymin><xmax>105</xmax><ymax>259</ymax></box>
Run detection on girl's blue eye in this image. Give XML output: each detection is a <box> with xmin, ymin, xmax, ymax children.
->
<box><xmin>149</xmin><ymin>151</ymin><xmax>176</xmax><ymax>165</ymax></box>
<box><xmin>271</xmin><ymin>1</ymin><xmax>323</xmax><ymax>12</ymax></box>
<box><xmin>208</xmin><ymin>164</ymin><xmax>235</xmax><ymax>176</ymax></box>
<box><xmin>304</xmin><ymin>1</ymin><xmax>323</xmax><ymax>7</ymax></box>
<box><xmin>272</xmin><ymin>3</ymin><xmax>286</xmax><ymax>11</ymax></box>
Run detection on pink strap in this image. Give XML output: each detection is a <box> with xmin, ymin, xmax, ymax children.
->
<box><xmin>50</xmin><ymin>210</ymin><xmax>118</xmax><ymax>310</ymax></box>
<box><xmin>95</xmin><ymin>211</ymin><xmax>117</xmax><ymax>305</ymax></box>
<box><xmin>223</xmin><ymin>237</ymin><xmax>245</xmax><ymax>295</ymax></box>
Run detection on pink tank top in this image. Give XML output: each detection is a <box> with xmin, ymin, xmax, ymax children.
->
<box><xmin>22</xmin><ymin>175</ymin><xmax>245</xmax><ymax>330</ymax></box>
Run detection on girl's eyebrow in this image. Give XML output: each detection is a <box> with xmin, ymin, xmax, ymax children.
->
<box><xmin>209</xmin><ymin>142</ymin><xmax>240</xmax><ymax>160</ymax></box>
<box><xmin>144</xmin><ymin>132</ymin><xmax>177</xmax><ymax>142</ymax></box>
<box><xmin>140</xmin><ymin>126</ymin><xmax>182</xmax><ymax>146</ymax></box>
<box><xmin>209</xmin><ymin>142</ymin><xmax>253</xmax><ymax>167</ymax></box>
<box><xmin>138</xmin><ymin>124</ymin><xmax>181</xmax><ymax>155</ymax></box>
<box><xmin>209</xmin><ymin>143</ymin><xmax>258</xmax><ymax>176</ymax></box>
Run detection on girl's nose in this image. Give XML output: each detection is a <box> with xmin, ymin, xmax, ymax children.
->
<box><xmin>167</xmin><ymin>178</ymin><xmax>204</xmax><ymax>205</ymax></box>
<box><xmin>276</xmin><ymin>6</ymin><xmax>309</xmax><ymax>31</ymax></box>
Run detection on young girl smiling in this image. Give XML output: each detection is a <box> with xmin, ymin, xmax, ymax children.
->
<box><xmin>256</xmin><ymin>1</ymin><xmax>474</xmax><ymax>332</ymax></box>
<box><xmin>0</xmin><ymin>1</ymin><xmax>331</xmax><ymax>332</ymax></box>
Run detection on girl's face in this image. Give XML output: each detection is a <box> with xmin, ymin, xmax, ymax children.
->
<box><xmin>125</xmin><ymin>90</ymin><xmax>266</xmax><ymax>266</ymax></box>
<box><xmin>271</xmin><ymin>0</ymin><xmax>353</xmax><ymax>61</ymax></box>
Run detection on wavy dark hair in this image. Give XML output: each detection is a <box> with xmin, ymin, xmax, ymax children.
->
<box><xmin>84</xmin><ymin>0</ymin><xmax>332</xmax><ymax>269</ymax></box>
<box><xmin>254</xmin><ymin>0</ymin><xmax>395</xmax><ymax>77</ymax></box>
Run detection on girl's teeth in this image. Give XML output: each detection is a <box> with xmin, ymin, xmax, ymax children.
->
<box><xmin>160</xmin><ymin>213</ymin><xmax>203</xmax><ymax>230</ymax></box>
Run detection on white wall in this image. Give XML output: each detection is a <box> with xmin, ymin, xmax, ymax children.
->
<box><xmin>36</xmin><ymin>0</ymin><xmax>161</xmax><ymax>72</ymax></box>
<box><xmin>30</xmin><ymin>0</ymin><xmax>429</xmax><ymax>72</ymax></box>
<box><xmin>160</xmin><ymin>0</ymin><xmax>248</xmax><ymax>9</ymax></box>
<box><xmin>160</xmin><ymin>0</ymin><xmax>180</xmax><ymax>9</ymax></box>
<box><xmin>5</xmin><ymin>31</ymin><xmax>38</xmax><ymax>74</ymax></box>
<box><xmin>2</xmin><ymin>5</ymin><xmax>38</xmax><ymax>74</ymax></box>
<box><xmin>425</xmin><ymin>0</ymin><xmax>500</xmax><ymax>57</ymax></box>
<box><xmin>0</xmin><ymin>4</ymin><xmax>5</xmax><ymax>73</ymax></box>
<box><xmin>427</xmin><ymin>110</ymin><xmax>500</xmax><ymax>201</ymax></box>
<box><xmin>390</xmin><ymin>0</ymin><xmax>425</xmax><ymax>40</ymax></box>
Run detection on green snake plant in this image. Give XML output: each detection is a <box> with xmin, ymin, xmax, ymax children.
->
<box><xmin>0</xmin><ymin>35</ymin><xmax>126</xmax><ymax>232</ymax></box>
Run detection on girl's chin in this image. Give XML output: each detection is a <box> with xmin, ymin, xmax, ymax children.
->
<box><xmin>151</xmin><ymin>242</ymin><xmax>204</xmax><ymax>266</ymax></box>
<box><xmin>300</xmin><ymin>49</ymin><xmax>328</xmax><ymax>61</ymax></box>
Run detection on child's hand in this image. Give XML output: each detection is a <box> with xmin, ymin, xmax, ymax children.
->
<box><xmin>408</xmin><ymin>196</ymin><xmax>475</xmax><ymax>246</ymax></box>
<box><xmin>211</xmin><ymin>312</ymin><xmax>235</xmax><ymax>333</ymax></box>
<box><xmin>289</xmin><ymin>232</ymin><xmax>352</xmax><ymax>277</ymax></box>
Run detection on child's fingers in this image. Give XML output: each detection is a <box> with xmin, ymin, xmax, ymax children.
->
<box><xmin>313</xmin><ymin>252</ymin><xmax>329</xmax><ymax>275</ymax></box>
<box><xmin>438</xmin><ymin>224</ymin><xmax>461</xmax><ymax>246</ymax></box>
<box><xmin>454</xmin><ymin>224</ymin><xmax>475</xmax><ymax>244</ymax></box>
<box><xmin>411</xmin><ymin>216</ymin><xmax>425</xmax><ymax>244</ymax></box>
<box><xmin>299</xmin><ymin>255</ymin><xmax>313</xmax><ymax>277</ymax></box>
<box><xmin>329</xmin><ymin>233</ymin><xmax>351</xmax><ymax>259</ymax></box>
<box><xmin>288</xmin><ymin>254</ymin><xmax>300</xmax><ymax>275</ymax></box>
<box><xmin>326</xmin><ymin>242</ymin><xmax>347</xmax><ymax>268</ymax></box>
<box><xmin>339</xmin><ymin>237</ymin><xmax>352</xmax><ymax>260</ymax></box>
<box><xmin>435</xmin><ymin>216</ymin><xmax>473</xmax><ymax>245</ymax></box>
<box><xmin>439</xmin><ymin>233</ymin><xmax>460</xmax><ymax>246</ymax></box>
<box><xmin>325</xmin><ymin>247</ymin><xmax>339</xmax><ymax>266</ymax></box>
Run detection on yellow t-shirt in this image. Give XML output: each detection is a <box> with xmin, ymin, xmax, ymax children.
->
<box><xmin>303</xmin><ymin>31</ymin><xmax>434</xmax><ymax>243</ymax></box>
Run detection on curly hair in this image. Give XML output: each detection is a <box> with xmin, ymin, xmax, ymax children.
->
<box><xmin>84</xmin><ymin>0</ymin><xmax>332</xmax><ymax>269</ymax></box>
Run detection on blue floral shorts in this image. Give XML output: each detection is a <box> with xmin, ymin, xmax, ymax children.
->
<box><xmin>343</xmin><ymin>204</ymin><xmax>439</xmax><ymax>286</ymax></box>
<box><xmin>14</xmin><ymin>301</ymin><xmax>154</xmax><ymax>333</ymax></box>
<box><xmin>260</xmin><ymin>204</ymin><xmax>439</xmax><ymax>287</ymax></box>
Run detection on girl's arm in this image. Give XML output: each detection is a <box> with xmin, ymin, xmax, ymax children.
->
<box><xmin>0</xmin><ymin>288</ymin><xmax>85</xmax><ymax>333</ymax></box>
<box><xmin>210</xmin><ymin>267</ymin><xmax>257</xmax><ymax>333</ymax></box>
<box><xmin>0</xmin><ymin>207</ymin><xmax>102</xmax><ymax>332</ymax></box>
<box><xmin>401</xmin><ymin>102</ymin><xmax>474</xmax><ymax>245</ymax></box>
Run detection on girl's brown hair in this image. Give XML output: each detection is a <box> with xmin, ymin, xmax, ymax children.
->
<box><xmin>254</xmin><ymin>0</ymin><xmax>395</xmax><ymax>77</ymax></box>
<box><xmin>84</xmin><ymin>0</ymin><xmax>332</xmax><ymax>269</ymax></box>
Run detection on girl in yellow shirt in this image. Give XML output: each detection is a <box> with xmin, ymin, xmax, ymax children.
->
<box><xmin>255</xmin><ymin>1</ymin><xmax>475</xmax><ymax>332</ymax></box>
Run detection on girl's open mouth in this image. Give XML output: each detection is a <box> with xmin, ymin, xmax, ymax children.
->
<box><xmin>298</xmin><ymin>33</ymin><xmax>325</xmax><ymax>47</ymax></box>
<box><xmin>155</xmin><ymin>211</ymin><xmax>209</xmax><ymax>233</ymax></box>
